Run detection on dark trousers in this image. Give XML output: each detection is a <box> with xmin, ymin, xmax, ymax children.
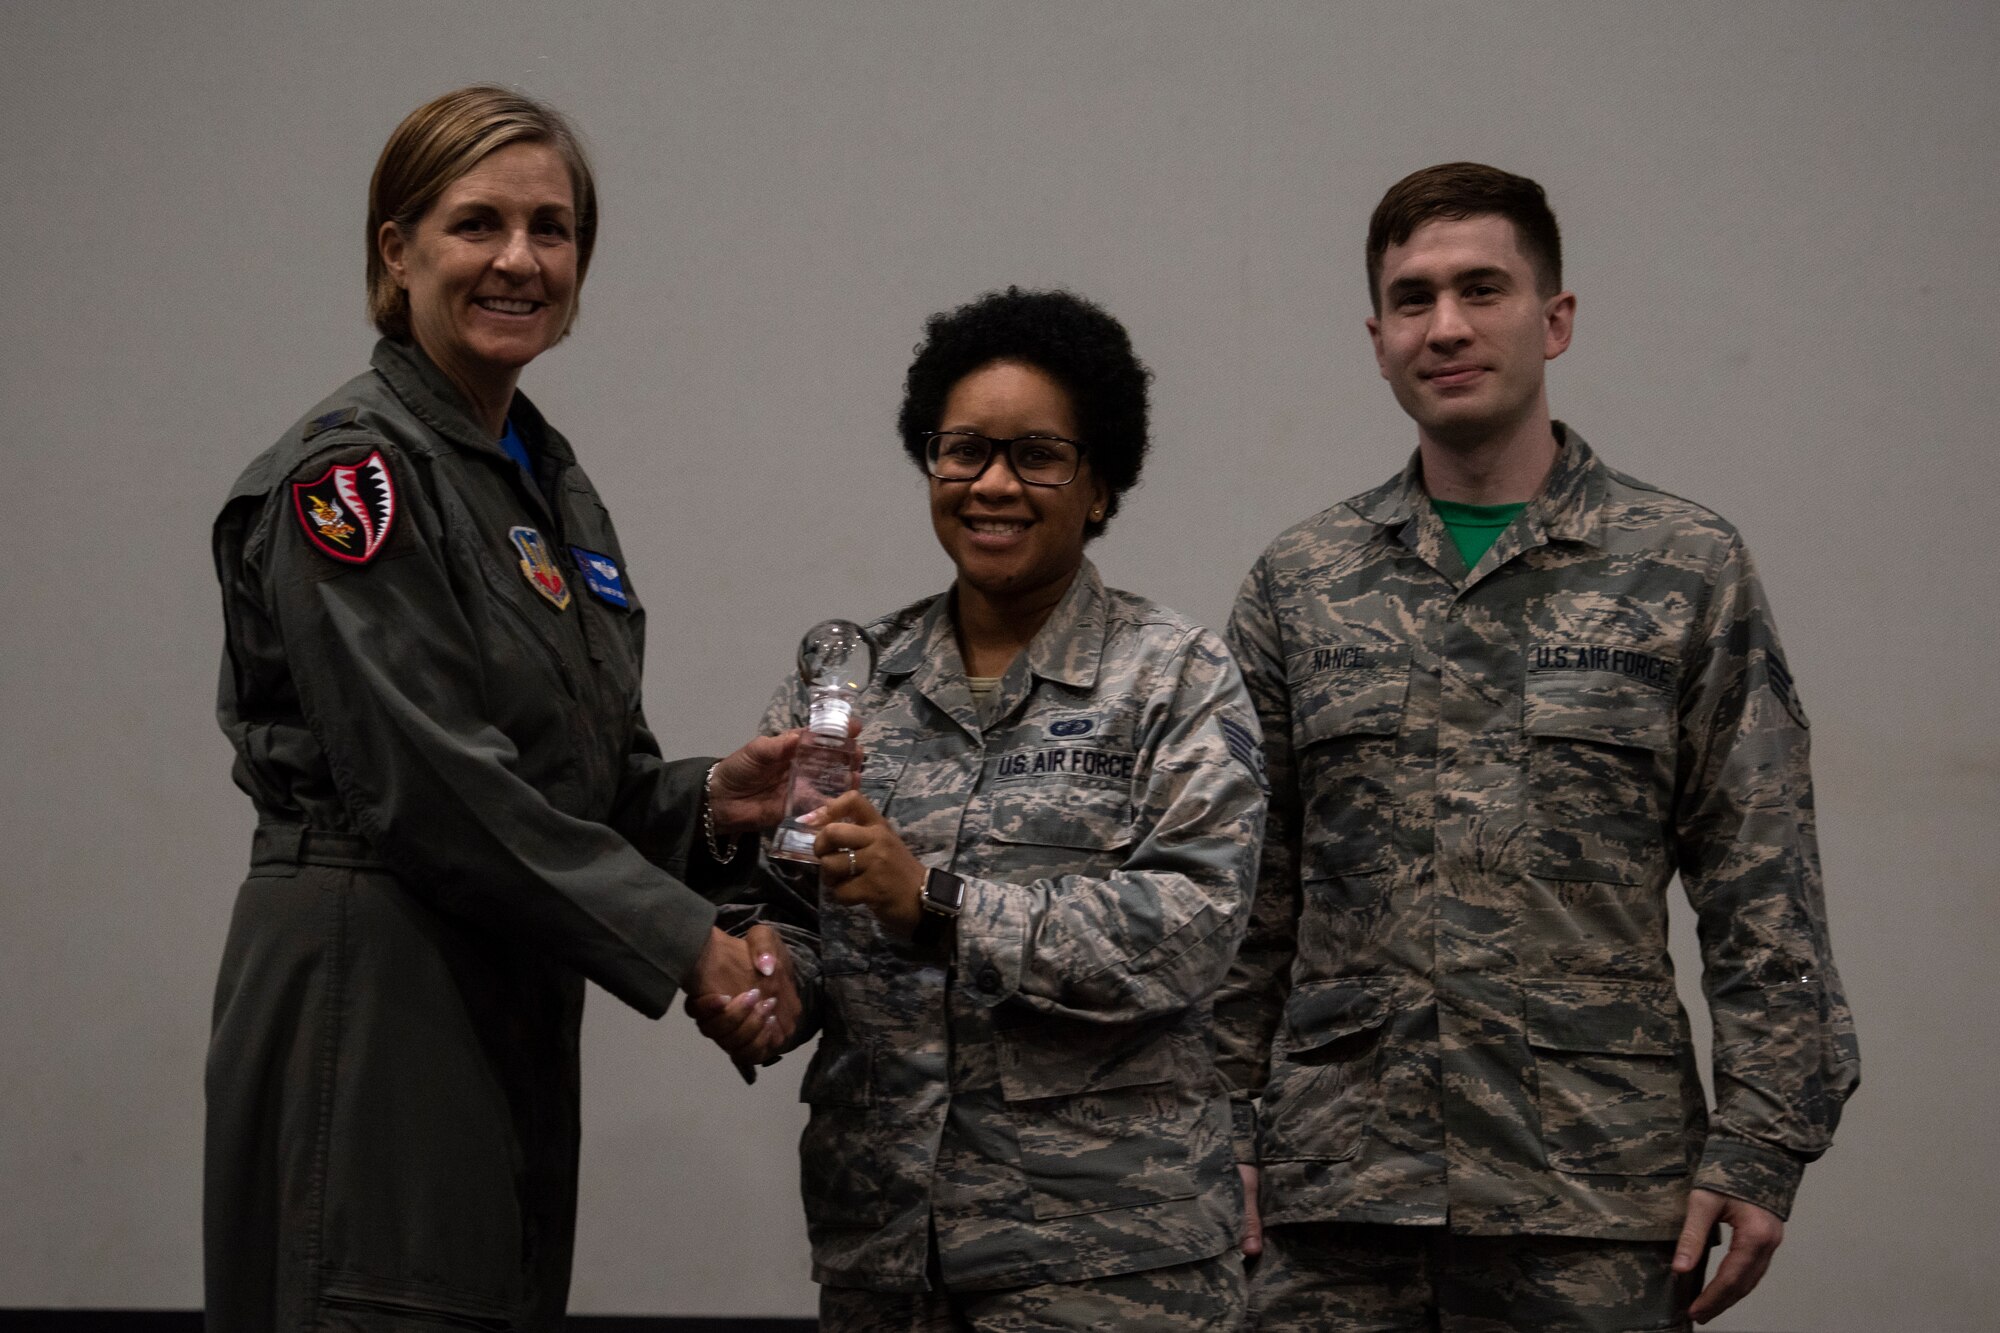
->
<box><xmin>1250</xmin><ymin>1222</ymin><xmax>1709</xmax><ymax>1332</ymax></box>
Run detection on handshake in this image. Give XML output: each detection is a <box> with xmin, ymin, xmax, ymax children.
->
<box><xmin>683</xmin><ymin>922</ymin><xmax>802</xmax><ymax>1078</ymax></box>
<box><xmin>678</xmin><ymin>730</ymin><xmax>814</xmax><ymax>1077</ymax></box>
<box><xmin>682</xmin><ymin>730</ymin><xmax>928</xmax><ymax>1078</ymax></box>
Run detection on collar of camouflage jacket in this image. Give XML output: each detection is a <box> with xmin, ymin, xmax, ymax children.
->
<box><xmin>879</xmin><ymin>557</ymin><xmax>1109</xmax><ymax>696</ymax></box>
<box><xmin>1350</xmin><ymin>421</ymin><xmax>1608</xmax><ymax>553</ymax></box>
<box><xmin>368</xmin><ymin>337</ymin><xmax>575</xmax><ymax>470</ymax></box>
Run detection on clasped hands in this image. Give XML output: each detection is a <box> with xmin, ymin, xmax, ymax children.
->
<box><xmin>684</xmin><ymin>735</ymin><xmax>926</xmax><ymax>1072</ymax></box>
<box><xmin>685</xmin><ymin>922</ymin><xmax>801</xmax><ymax>1073</ymax></box>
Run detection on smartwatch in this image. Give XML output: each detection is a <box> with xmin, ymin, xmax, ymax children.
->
<box><xmin>921</xmin><ymin>866</ymin><xmax>965</xmax><ymax>920</ymax></box>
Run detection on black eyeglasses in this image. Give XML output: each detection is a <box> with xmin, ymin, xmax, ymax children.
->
<box><xmin>923</xmin><ymin>432</ymin><xmax>1085</xmax><ymax>487</ymax></box>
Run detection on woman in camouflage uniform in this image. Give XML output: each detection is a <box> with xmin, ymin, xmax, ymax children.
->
<box><xmin>701</xmin><ymin>289</ymin><xmax>1268</xmax><ymax>1330</ymax></box>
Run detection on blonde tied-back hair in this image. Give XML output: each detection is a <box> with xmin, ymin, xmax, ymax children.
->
<box><xmin>366</xmin><ymin>85</ymin><xmax>599</xmax><ymax>341</ymax></box>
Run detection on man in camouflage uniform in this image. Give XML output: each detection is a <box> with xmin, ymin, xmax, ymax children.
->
<box><xmin>1217</xmin><ymin>163</ymin><xmax>1858</xmax><ymax>1330</ymax></box>
<box><xmin>756</xmin><ymin>559</ymin><xmax>1267</xmax><ymax>1331</ymax></box>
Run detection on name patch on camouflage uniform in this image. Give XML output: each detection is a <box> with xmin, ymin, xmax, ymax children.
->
<box><xmin>291</xmin><ymin>451</ymin><xmax>396</xmax><ymax>564</ymax></box>
<box><xmin>1292</xmin><ymin>641</ymin><xmax>1401</xmax><ymax>679</ymax></box>
<box><xmin>1529</xmin><ymin>642</ymin><xmax>1675</xmax><ymax>689</ymax></box>
<box><xmin>508</xmin><ymin>526</ymin><xmax>570</xmax><ymax>610</ymax></box>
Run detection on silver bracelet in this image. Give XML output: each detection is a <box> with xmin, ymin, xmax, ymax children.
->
<box><xmin>703</xmin><ymin>761</ymin><xmax>738</xmax><ymax>865</ymax></box>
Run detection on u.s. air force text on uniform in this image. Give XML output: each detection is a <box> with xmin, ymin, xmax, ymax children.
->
<box><xmin>1216</xmin><ymin>428</ymin><xmax>1858</xmax><ymax>1241</ymax></box>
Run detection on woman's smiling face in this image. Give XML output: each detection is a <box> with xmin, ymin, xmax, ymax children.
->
<box><xmin>379</xmin><ymin>140</ymin><xmax>579</xmax><ymax>396</ymax></box>
<box><xmin>928</xmin><ymin>360</ymin><xmax>1107</xmax><ymax>613</ymax></box>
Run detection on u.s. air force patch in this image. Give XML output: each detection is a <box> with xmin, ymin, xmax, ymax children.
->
<box><xmin>292</xmin><ymin>451</ymin><xmax>396</xmax><ymax>563</ymax></box>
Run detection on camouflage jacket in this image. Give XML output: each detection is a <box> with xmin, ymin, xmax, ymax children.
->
<box><xmin>1215</xmin><ymin>428</ymin><xmax>1858</xmax><ymax>1240</ymax></box>
<box><xmin>757</xmin><ymin>561</ymin><xmax>1267</xmax><ymax>1292</ymax></box>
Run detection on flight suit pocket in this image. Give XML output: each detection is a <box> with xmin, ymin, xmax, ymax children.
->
<box><xmin>1524</xmin><ymin>978</ymin><xmax>1691</xmax><ymax>1177</ymax></box>
<box><xmin>1288</xmin><ymin>648</ymin><xmax>1409</xmax><ymax>875</ymax></box>
<box><xmin>318</xmin><ymin>1272</ymin><xmax>516</xmax><ymax>1331</ymax></box>
<box><xmin>1258</xmin><ymin>980</ymin><xmax>1391</xmax><ymax>1163</ymax></box>
<box><xmin>1522</xmin><ymin>668</ymin><xmax>1674</xmax><ymax>884</ymax></box>
<box><xmin>997</xmin><ymin>1025</ymin><xmax>1196</xmax><ymax>1220</ymax></box>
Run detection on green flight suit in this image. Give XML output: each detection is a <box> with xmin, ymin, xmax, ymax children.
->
<box><xmin>206</xmin><ymin>338</ymin><xmax>741</xmax><ymax>1331</ymax></box>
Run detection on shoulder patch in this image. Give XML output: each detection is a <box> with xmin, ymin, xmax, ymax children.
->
<box><xmin>301</xmin><ymin>407</ymin><xmax>359</xmax><ymax>443</ymax></box>
<box><xmin>291</xmin><ymin>451</ymin><xmax>397</xmax><ymax>563</ymax></box>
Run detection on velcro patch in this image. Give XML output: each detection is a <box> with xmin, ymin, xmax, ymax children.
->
<box><xmin>291</xmin><ymin>451</ymin><xmax>396</xmax><ymax>564</ymax></box>
<box><xmin>569</xmin><ymin>545</ymin><xmax>629</xmax><ymax>608</ymax></box>
<box><xmin>301</xmin><ymin>407</ymin><xmax>359</xmax><ymax>443</ymax></box>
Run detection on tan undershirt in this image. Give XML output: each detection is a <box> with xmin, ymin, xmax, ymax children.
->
<box><xmin>966</xmin><ymin>676</ymin><xmax>1002</xmax><ymax>728</ymax></box>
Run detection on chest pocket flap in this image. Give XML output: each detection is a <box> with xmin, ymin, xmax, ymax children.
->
<box><xmin>1285</xmin><ymin>643</ymin><xmax>1409</xmax><ymax>876</ymax></box>
<box><xmin>986</xmin><ymin>784</ymin><xmax>1134</xmax><ymax>853</ymax></box>
<box><xmin>1523</xmin><ymin>645</ymin><xmax>1677</xmax><ymax>752</ymax></box>
<box><xmin>1521</xmin><ymin>651</ymin><xmax>1677</xmax><ymax>884</ymax></box>
<box><xmin>1287</xmin><ymin>642</ymin><xmax>1410</xmax><ymax>750</ymax></box>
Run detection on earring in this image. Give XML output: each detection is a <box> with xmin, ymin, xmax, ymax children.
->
<box><xmin>1090</xmin><ymin>507</ymin><xmax>1104</xmax><ymax>520</ymax></box>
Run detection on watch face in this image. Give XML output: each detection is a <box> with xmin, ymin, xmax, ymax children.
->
<box><xmin>925</xmin><ymin>868</ymin><xmax>964</xmax><ymax>916</ymax></box>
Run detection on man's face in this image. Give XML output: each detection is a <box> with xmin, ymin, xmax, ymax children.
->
<box><xmin>1367</xmin><ymin>213</ymin><xmax>1573</xmax><ymax>449</ymax></box>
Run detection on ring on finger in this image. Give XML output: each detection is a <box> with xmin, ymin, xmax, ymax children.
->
<box><xmin>845</xmin><ymin>848</ymin><xmax>859</xmax><ymax>878</ymax></box>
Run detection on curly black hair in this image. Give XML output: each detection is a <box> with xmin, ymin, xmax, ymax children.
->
<box><xmin>897</xmin><ymin>287</ymin><xmax>1151</xmax><ymax>540</ymax></box>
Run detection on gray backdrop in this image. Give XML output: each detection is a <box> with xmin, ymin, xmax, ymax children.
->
<box><xmin>4</xmin><ymin>2</ymin><xmax>1995</xmax><ymax>1328</ymax></box>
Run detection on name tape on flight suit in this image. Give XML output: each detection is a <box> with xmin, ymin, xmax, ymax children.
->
<box><xmin>569</xmin><ymin>546</ymin><xmax>630</xmax><ymax>609</ymax></box>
